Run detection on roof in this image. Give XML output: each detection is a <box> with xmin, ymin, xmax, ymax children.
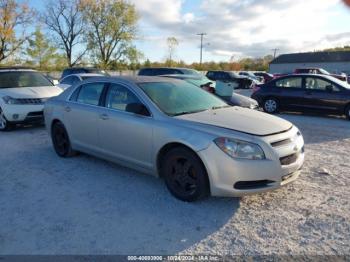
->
<box><xmin>62</xmin><ymin>73</ymin><xmax>105</xmax><ymax>79</ymax></box>
<box><xmin>0</xmin><ymin>66</ymin><xmax>35</xmax><ymax>71</ymax></box>
<box><xmin>270</xmin><ymin>51</ymin><xmax>350</xmax><ymax>64</ymax></box>
<box><xmin>82</xmin><ymin>75</ymin><xmax>184</xmax><ymax>84</ymax></box>
<box><xmin>159</xmin><ymin>74</ymin><xmax>205</xmax><ymax>80</ymax></box>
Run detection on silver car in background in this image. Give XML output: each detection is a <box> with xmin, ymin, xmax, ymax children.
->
<box><xmin>44</xmin><ymin>76</ymin><xmax>305</xmax><ymax>201</ymax></box>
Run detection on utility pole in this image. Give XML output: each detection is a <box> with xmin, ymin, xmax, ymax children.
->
<box><xmin>272</xmin><ymin>48</ymin><xmax>279</xmax><ymax>59</ymax></box>
<box><xmin>197</xmin><ymin>33</ymin><xmax>207</xmax><ymax>67</ymax></box>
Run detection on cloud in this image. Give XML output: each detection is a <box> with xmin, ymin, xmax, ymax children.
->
<box><xmin>131</xmin><ymin>0</ymin><xmax>350</xmax><ymax>60</ymax></box>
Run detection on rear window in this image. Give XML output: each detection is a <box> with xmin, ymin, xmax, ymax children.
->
<box><xmin>0</xmin><ymin>71</ymin><xmax>53</xmax><ymax>88</ymax></box>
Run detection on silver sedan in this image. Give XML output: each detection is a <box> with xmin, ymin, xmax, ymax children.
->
<box><xmin>44</xmin><ymin>76</ymin><xmax>305</xmax><ymax>201</ymax></box>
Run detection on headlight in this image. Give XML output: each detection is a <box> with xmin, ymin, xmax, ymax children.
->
<box><xmin>214</xmin><ymin>137</ymin><xmax>265</xmax><ymax>160</ymax></box>
<box><xmin>2</xmin><ymin>96</ymin><xmax>19</xmax><ymax>104</ymax></box>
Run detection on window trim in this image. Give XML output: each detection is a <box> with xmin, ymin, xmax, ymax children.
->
<box><xmin>305</xmin><ymin>76</ymin><xmax>342</xmax><ymax>92</ymax></box>
<box><xmin>68</xmin><ymin>81</ymin><xmax>109</xmax><ymax>107</ymax></box>
<box><xmin>102</xmin><ymin>82</ymin><xmax>153</xmax><ymax>118</ymax></box>
<box><xmin>274</xmin><ymin>76</ymin><xmax>303</xmax><ymax>89</ymax></box>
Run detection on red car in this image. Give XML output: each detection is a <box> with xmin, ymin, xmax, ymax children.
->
<box><xmin>294</xmin><ymin>68</ymin><xmax>348</xmax><ymax>82</ymax></box>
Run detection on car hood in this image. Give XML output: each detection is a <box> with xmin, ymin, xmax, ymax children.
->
<box><xmin>176</xmin><ymin>107</ymin><xmax>292</xmax><ymax>136</ymax></box>
<box><xmin>231</xmin><ymin>93</ymin><xmax>258</xmax><ymax>107</ymax></box>
<box><xmin>0</xmin><ymin>86</ymin><xmax>63</xmax><ymax>99</ymax></box>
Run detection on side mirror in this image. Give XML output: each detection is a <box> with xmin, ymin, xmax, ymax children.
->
<box><xmin>325</xmin><ymin>85</ymin><xmax>333</xmax><ymax>92</ymax></box>
<box><xmin>126</xmin><ymin>103</ymin><xmax>150</xmax><ymax>116</ymax></box>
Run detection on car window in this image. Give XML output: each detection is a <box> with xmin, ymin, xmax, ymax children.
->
<box><xmin>305</xmin><ymin>77</ymin><xmax>340</xmax><ymax>92</ymax></box>
<box><xmin>276</xmin><ymin>77</ymin><xmax>302</xmax><ymax>89</ymax></box>
<box><xmin>61</xmin><ymin>76</ymin><xmax>79</xmax><ymax>85</ymax></box>
<box><xmin>106</xmin><ymin>84</ymin><xmax>141</xmax><ymax>112</ymax></box>
<box><xmin>76</xmin><ymin>83</ymin><xmax>105</xmax><ymax>106</ymax></box>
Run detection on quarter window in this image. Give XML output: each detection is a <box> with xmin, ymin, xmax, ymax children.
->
<box><xmin>305</xmin><ymin>77</ymin><xmax>340</xmax><ymax>92</ymax></box>
<box><xmin>106</xmin><ymin>84</ymin><xmax>141</xmax><ymax>112</ymax></box>
<box><xmin>276</xmin><ymin>77</ymin><xmax>302</xmax><ymax>88</ymax></box>
<box><xmin>76</xmin><ymin>83</ymin><xmax>104</xmax><ymax>106</ymax></box>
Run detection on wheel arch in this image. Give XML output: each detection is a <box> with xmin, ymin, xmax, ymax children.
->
<box><xmin>156</xmin><ymin>142</ymin><xmax>206</xmax><ymax>178</ymax></box>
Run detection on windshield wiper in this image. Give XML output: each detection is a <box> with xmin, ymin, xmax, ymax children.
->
<box><xmin>172</xmin><ymin>109</ymin><xmax>208</xmax><ymax>116</ymax></box>
<box><xmin>211</xmin><ymin>105</ymin><xmax>231</xmax><ymax>110</ymax></box>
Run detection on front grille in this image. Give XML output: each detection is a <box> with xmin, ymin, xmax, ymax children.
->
<box><xmin>27</xmin><ymin>111</ymin><xmax>43</xmax><ymax>117</ymax></box>
<box><xmin>234</xmin><ymin>180</ymin><xmax>274</xmax><ymax>190</ymax></box>
<box><xmin>16</xmin><ymin>98</ymin><xmax>45</xmax><ymax>105</ymax></box>
<box><xmin>280</xmin><ymin>153</ymin><xmax>298</xmax><ymax>166</ymax></box>
<box><xmin>271</xmin><ymin>138</ymin><xmax>292</xmax><ymax>147</ymax></box>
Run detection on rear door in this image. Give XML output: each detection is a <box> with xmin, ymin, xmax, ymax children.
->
<box><xmin>97</xmin><ymin>83</ymin><xmax>154</xmax><ymax>169</ymax></box>
<box><xmin>64</xmin><ymin>82</ymin><xmax>107</xmax><ymax>152</ymax></box>
<box><xmin>273</xmin><ymin>76</ymin><xmax>304</xmax><ymax>109</ymax></box>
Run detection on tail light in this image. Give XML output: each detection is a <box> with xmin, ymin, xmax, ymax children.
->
<box><xmin>252</xmin><ymin>84</ymin><xmax>261</xmax><ymax>93</ymax></box>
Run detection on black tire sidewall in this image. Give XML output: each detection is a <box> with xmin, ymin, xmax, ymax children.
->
<box><xmin>51</xmin><ymin>122</ymin><xmax>74</xmax><ymax>157</ymax></box>
<box><xmin>161</xmin><ymin>147</ymin><xmax>209</xmax><ymax>202</ymax></box>
<box><xmin>0</xmin><ymin>107</ymin><xmax>13</xmax><ymax>131</ymax></box>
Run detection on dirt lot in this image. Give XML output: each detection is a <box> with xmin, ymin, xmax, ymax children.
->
<box><xmin>0</xmin><ymin>114</ymin><xmax>349</xmax><ymax>255</ymax></box>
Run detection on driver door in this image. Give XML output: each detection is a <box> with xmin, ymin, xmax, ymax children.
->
<box><xmin>97</xmin><ymin>83</ymin><xmax>154</xmax><ymax>170</ymax></box>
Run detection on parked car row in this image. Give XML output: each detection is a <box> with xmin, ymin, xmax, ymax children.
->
<box><xmin>2</xmin><ymin>65</ymin><xmax>348</xmax><ymax>202</ymax></box>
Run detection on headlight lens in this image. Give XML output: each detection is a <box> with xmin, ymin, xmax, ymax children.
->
<box><xmin>214</xmin><ymin>137</ymin><xmax>265</xmax><ymax>160</ymax></box>
<box><xmin>2</xmin><ymin>96</ymin><xmax>19</xmax><ymax>104</ymax></box>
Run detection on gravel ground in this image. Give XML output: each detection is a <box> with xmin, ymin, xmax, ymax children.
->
<box><xmin>0</xmin><ymin>113</ymin><xmax>349</xmax><ymax>255</ymax></box>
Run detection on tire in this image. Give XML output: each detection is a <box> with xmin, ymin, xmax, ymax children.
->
<box><xmin>51</xmin><ymin>121</ymin><xmax>76</xmax><ymax>157</ymax></box>
<box><xmin>161</xmin><ymin>147</ymin><xmax>210</xmax><ymax>202</ymax></box>
<box><xmin>0</xmin><ymin>107</ymin><xmax>14</xmax><ymax>131</ymax></box>
<box><xmin>345</xmin><ymin>105</ymin><xmax>350</xmax><ymax>120</ymax></box>
<box><xmin>263</xmin><ymin>97</ymin><xmax>279</xmax><ymax>114</ymax></box>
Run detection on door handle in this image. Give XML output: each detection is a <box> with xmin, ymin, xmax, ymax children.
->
<box><xmin>100</xmin><ymin>113</ymin><xmax>109</xmax><ymax>120</ymax></box>
<box><xmin>64</xmin><ymin>106</ymin><xmax>71</xmax><ymax>112</ymax></box>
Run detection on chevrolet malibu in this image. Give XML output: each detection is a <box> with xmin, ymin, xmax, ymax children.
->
<box><xmin>44</xmin><ymin>76</ymin><xmax>305</xmax><ymax>201</ymax></box>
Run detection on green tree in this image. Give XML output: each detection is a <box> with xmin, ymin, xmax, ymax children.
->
<box><xmin>26</xmin><ymin>28</ymin><xmax>57</xmax><ymax>70</ymax></box>
<box><xmin>80</xmin><ymin>0</ymin><xmax>138</xmax><ymax>69</ymax></box>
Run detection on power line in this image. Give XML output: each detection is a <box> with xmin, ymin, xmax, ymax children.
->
<box><xmin>197</xmin><ymin>33</ymin><xmax>207</xmax><ymax>66</ymax></box>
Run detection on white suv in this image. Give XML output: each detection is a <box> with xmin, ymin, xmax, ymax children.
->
<box><xmin>0</xmin><ymin>68</ymin><xmax>63</xmax><ymax>131</ymax></box>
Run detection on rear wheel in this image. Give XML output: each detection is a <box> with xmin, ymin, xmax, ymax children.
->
<box><xmin>51</xmin><ymin>121</ymin><xmax>76</xmax><ymax>157</ymax></box>
<box><xmin>263</xmin><ymin>98</ymin><xmax>279</xmax><ymax>114</ymax></box>
<box><xmin>0</xmin><ymin>108</ymin><xmax>14</xmax><ymax>131</ymax></box>
<box><xmin>161</xmin><ymin>147</ymin><xmax>210</xmax><ymax>202</ymax></box>
<box><xmin>345</xmin><ymin>105</ymin><xmax>350</xmax><ymax>120</ymax></box>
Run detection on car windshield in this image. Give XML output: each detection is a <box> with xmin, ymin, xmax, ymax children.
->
<box><xmin>319</xmin><ymin>68</ymin><xmax>330</xmax><ymax>75</ymax></box>
<box><xmin>0</xmin><ymin>71</ymin><xmax>53</xmax><ymax>88</ymax></box>
<box><xmin>180</xmin><ymin>69</ymin><xmax>202</xmax><ymax>76</ymax></box>
<box><xmin>326</xmin><ymin>75</ymin><xmax>350</xmax><ymax>89</ymax></box>
<box><xmin>138</xmin><ymin>81</ymin><xmax>228</xmax><ymax>116</ymax></box>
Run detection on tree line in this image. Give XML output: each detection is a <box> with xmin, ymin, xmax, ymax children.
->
<box><xmin>0</xmin><ymin>0</ymin><xmax>139</xmax><ymax>70</ymax></box>
<box><xmin>1</xmin><ymin>0</ymin><xmax>348</xmax><ymax>72</ymax></box>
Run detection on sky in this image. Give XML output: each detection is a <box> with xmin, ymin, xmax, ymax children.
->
<box><xmin>27</xmin><ymin>0</ymin><xmax>350</xmax><ymax>63</ymax></box>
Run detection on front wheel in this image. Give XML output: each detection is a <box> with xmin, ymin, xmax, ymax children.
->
<box><xmin>263</xmin><ymin>98</ymin><xmax>279</xmax><ymax>114</ymax></box>
<box><xmin>161</xmin><ymin>147</ymin><xmax>210</xmax><ymax>202</ymax></box>
<box><xmin>0</xmin><ymin>108</ymin><xmax>14</xmax><ymax>131</ymax></box>
<box><xmin>51</xmin><ymin>122</ymin><xmax>76</xmax><ymax>157</ymax></box>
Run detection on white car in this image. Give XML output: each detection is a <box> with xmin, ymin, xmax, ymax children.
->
<box><xmin>57</xmin><ymin>73</ymin><xmax>104</xmax><ymax>90</ymax></box>
<box><xmin>0</xmin><ymin>68</ymin><xmax>63</xmax><ymax>131</ymax></box>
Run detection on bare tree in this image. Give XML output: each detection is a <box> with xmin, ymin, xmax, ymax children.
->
<box><xmin>0</xmin><ymin>0</ymin><xmax>35</xmax><ymax>63</ymax></box>
<box><xmin>42</xmin><ymin>0</ymin><xmax>86</xmax><ymax>67</ymax></box>
<box><xmin>167</xmin><ymin>37</ymin><xmax>178</xmax><ymax>66</ymax></box>
<box><xmin>80</xmin><ymin>0</ymin><xmax>138</xmax><ymax>69</ymax></box>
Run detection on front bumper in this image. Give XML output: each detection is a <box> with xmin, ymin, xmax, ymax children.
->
<box><xmin>2</xmin><ymin>104</ymin><xmax>44</xmax><ymax>123</ymax></box>
<box><xmin>198</xmin><ymin>127</ymin><xmax>305</xmax><ymax>197</ymax></box>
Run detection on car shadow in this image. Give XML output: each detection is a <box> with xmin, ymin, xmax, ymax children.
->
<box><xmin>0</xmin><ymin>145</ymin><xmax>239</xmax><ymax>254</ymax></box>
<box><xmin>277</xmin><ymin>112</ymin><xmax>350</xmax><ymax>145</ymax></box>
